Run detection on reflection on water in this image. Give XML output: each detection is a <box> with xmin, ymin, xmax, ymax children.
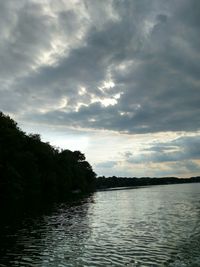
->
<box><xmin>0</xmin><ymin>183</ymin><xmax>200</xmax><ymax>266</ymax></box>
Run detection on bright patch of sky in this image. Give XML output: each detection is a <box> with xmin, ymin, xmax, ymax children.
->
<box><xmin>1</xmin><ymin>0</ymin><xmax>200</xmax><ymax>177</ymax></box>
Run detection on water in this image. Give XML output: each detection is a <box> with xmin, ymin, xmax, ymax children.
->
<box><xmin>0</xmin><ymin>183</ymin><xmax>200</xmax><ymax>267</ymax></box>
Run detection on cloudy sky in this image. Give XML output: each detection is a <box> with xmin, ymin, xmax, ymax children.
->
<box><xmin>1</xmin><ymin>0</ymin><xmax>200</xmax><ymax>177</ymax></box>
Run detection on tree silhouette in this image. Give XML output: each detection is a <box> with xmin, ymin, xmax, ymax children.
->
<box><xmin>0</xmin><ymin>111</ymin><xmax>96</xmax><ymax>209</ymax></box>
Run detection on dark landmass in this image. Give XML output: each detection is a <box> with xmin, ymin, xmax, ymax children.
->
<box><xmin>96</xmin><ymin>176</ymin><xmax>200</xmax><ymax>190</ymax></box>
<box><xmin>1</xmin><ymin>111</ymin><xmax>200</xmax><ymax>214</ymax></box>
<box><xmin>0</xmin><ymin>111</ymin><xmax>96</xmax><ymax>212</ymax></box>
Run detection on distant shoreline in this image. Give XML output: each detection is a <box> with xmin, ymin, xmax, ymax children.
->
<box><xmin>96</xmin><ymin>176</ymin><xmax>200</xmax><ymax>191</ymax></box>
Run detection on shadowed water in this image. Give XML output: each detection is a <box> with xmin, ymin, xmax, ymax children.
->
<box><xmin>0</xmin><ymin>183</ymin><xmax>200</xmax><ymax>266</ymax></box>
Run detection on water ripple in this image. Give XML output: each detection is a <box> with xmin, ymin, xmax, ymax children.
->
<box><xmin>0</xmin><ymin>183</ymin><xmax>200</xmax><ymax>266</ymax></box>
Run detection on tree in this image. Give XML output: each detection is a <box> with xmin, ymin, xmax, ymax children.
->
<box><xmin>0</xmin><ymin>111</ymin><xmax>96</xmax><ymax>209</ymax></box>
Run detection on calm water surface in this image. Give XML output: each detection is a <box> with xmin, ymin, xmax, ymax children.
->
<box><xmin>1</xmin><ymin>183</ymin><xmax>200</xmax><ymax>266</ymax></box>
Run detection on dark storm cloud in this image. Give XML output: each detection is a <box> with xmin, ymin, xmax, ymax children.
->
<box><xmin>0</xmin><ymin>0</ymin><xmax>200</xmax><ymax>134</ymax></box>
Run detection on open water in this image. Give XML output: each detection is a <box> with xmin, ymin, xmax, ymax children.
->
<box><xmin>0</xmin><ymin>183</ymin><xmax>200</xmax><ymax>266</ymax></box>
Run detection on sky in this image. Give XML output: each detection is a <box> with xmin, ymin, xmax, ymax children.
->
<box><xmin>0</xmin><ymin>0</ymin><xmax>200</xmax><ymax>178</ymax></box>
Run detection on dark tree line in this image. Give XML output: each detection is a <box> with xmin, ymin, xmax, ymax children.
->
<box><xmin>96</xmin><ymin>176</ymin><xmax>200</xmax><ymax>190</ymax></box>
<box><xmin>0</xmin><ymin>112</ymin><xmax>96</xmax><ymax>208</ymax></box>
<box><xmin>1</xmin><ymin>111</ymin><xmax>199</xmax><ymax>210</ymax></box>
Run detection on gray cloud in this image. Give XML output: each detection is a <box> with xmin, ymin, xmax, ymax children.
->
<box><xmin>0</xmin><ymin>1</ymin><xmax>56</xmax><ymax>79</ymax></box>
<box><xmin>124</xmin><ymin>135</ymin><xmax>200</xmax><ymax>164</ymax></box>
<box><xmin>95</xmin><ymin>161</ymin><xmax>117</xmax><ymax>169</ymax></box>
<box><xmin>0</xmin><ymin>0</ymin><xmax>200</xmax><ymax>135</ymax></box>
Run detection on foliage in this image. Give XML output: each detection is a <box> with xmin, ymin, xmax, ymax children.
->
<box><xmin>0</xmin><ymin>111</ymin><xmax>96</xmax><ymax>208</ymax></box>
<box><xmin>96</xmin><ymin>176</ymin><xmax>200</xmax><ymax>189</ymax></box>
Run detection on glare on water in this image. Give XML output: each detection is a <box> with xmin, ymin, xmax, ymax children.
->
<box><xmin>0</xmin><ymin>183</ymin><xmax>200</xmax><ymax>267</ymax></box>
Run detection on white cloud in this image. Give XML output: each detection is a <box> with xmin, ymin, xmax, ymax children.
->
<box><xmin>1</xmin><ymin>0</ymin><xmax>200</xmax><ymax>177</ymax></box>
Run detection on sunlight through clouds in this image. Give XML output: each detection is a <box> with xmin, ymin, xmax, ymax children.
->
<box><xmin>1</xmin><ymin>0</ymin><xmax>200</xmax><ymax>177</ymax></box>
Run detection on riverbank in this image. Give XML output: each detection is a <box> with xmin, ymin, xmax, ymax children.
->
<box><xmin>96</xmin><ymin>176</ymin><xmax>200</xmax><ymax>190</ymax></box>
